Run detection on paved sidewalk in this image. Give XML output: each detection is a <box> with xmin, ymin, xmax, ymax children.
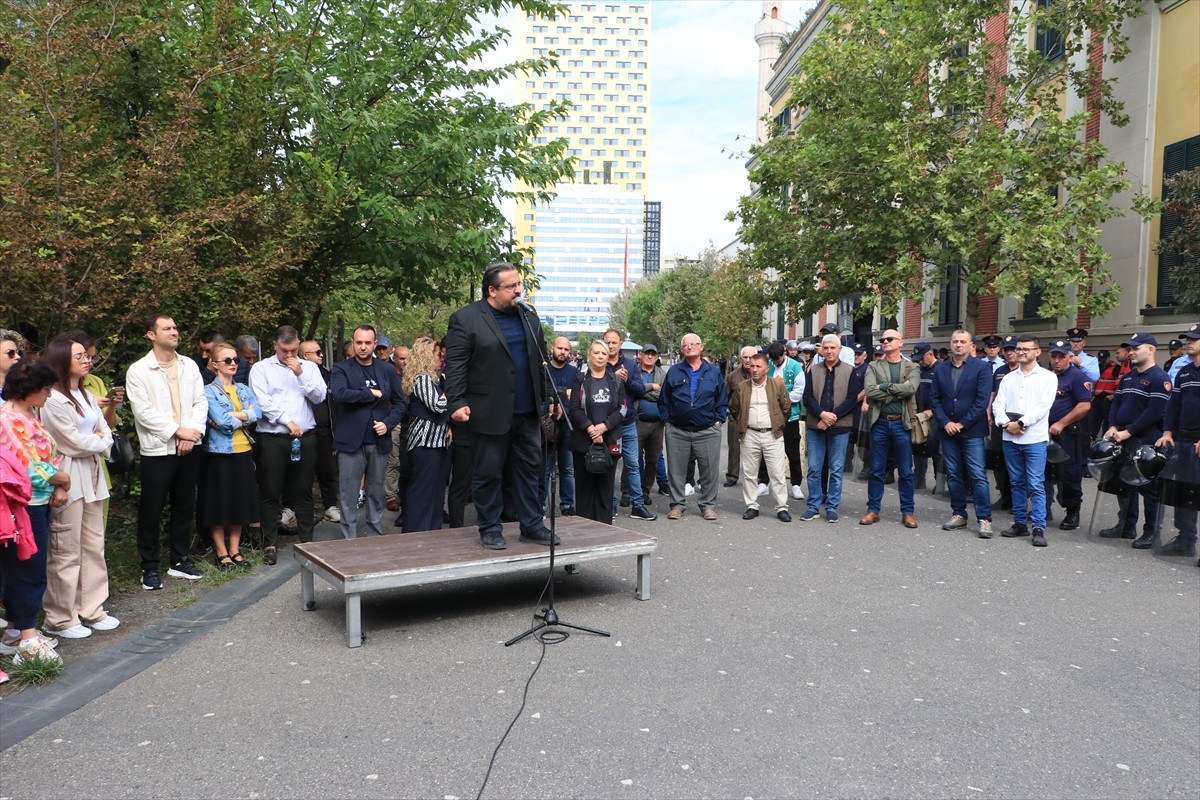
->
<box><xmin>2</xmin><ymin>466</ymin><xmax>1197</xmax><ymax>799</ymax></box>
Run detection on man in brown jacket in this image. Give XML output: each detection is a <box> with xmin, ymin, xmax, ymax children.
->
<box><xmin>723</xmin><ymin>345</ymin><xmax>758</xmax><ymax>488</ymax></box>
<box><xmin>728</xmin><ymin>352</ymin><xmax>793</xmax><ymax>522</ymax></box>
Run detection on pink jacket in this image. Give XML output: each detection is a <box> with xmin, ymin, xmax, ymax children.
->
<box><xmin>0</xmin><ymin>445</ymin><xmax>36</xmax><ymax>560</ymax></box>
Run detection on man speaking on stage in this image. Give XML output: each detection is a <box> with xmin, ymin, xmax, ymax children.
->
<box><xmin>444</xmin><ymin>262</ymin><xmax>558</xmax><ymax>551</ymax></box>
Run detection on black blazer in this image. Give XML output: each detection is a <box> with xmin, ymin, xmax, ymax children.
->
<box><xmin>567</xmin><ymin>371</ymin><xmax>625</xmax><ymax>453</ymax></box>
<box><xmin>444</xmin><ymin>299</ymin><xmax>548</xmax><ymax>436</ymax></box>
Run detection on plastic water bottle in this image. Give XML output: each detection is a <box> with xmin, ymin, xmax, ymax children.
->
<box><xmin>290</xmin><ymin>438</ymin><xmax>301</xmax><ymax>462</ymax></box>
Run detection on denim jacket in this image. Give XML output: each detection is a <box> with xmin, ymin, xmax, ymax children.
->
<box><xmin>205</xmin><ymin>382</ymin><xmax>261</xmax><ymax>454</ymax></box>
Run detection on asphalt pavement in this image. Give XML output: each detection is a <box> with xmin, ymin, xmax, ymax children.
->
<box><xmin>1</xmin><ymin>454</ymin><xmax>1197</xmax><ymax>800</ymax></box>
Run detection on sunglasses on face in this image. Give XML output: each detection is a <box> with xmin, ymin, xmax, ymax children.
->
<box><xmin>879</xmin><ymin>336</ymin><xmax>898</xmax><ymax>344</ymax></box>
<box><xmin>215</xmin><ymin>357</ymin><xmax>238</xmax><ymax>365</ymax></box>
<box><xmin>2</xmin><ymin>349</ymin><xmax>18</xmax><ymax>359</ymax></box>
<box><xmin>304</xmin><ymin>350</ymin><xmax>323</xmax><ymax>357</ymax></box>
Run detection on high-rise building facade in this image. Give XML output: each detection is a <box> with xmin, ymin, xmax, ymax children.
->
<box><xmin>513</xmin><ymin>2</ymin><xmax>654</xmax><ymax>337</ymax></box>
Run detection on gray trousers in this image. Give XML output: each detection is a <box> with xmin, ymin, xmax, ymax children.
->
<box><xmin>666</xmin><ymin>425</ymin><xmax>722</xmax><ymax>511</ymax></box>
<box><xmin>338</xmin><ymin>446</ymin><xmax>387</xmax><ymax>539</ymax></box>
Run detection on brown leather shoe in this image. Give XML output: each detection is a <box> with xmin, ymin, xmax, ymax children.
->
<box><xmin>859</xmin><ymin>512</ymin><xmax>880</xmax><ymax>525</ymax></box>
<box><xmin>902</xmin><ymin>514</ymin><xmax>918</xmax><ymax>528</ymax></box>
<box><xmin>387</xmin><ymin>499</ymin><xmax>400</xmax><ymax>512</ymax></box>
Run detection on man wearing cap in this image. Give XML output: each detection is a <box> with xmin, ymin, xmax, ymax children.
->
<box><xmin>602</xmin><ymin>328</ymin><xmax>654</xmax><ymax>521</ymax></box>
<box><xmin>373</xmin><ymin>336</ymin><xmax>394</xmax><ymax>363</ymax></box>
<box><xmin>1166</xmin><ymin>338</ymin><xmax>1187</xmax><ymax>384</ymax></box>
<box><xmin>930</xmin><ymin>329</ymin><xmax>994</xmax><ymax>537</ymax></box>
<box><xmin>911</xmin><ymin>342</ymin><xmax>941</xmax><ymax>494</ymax></box>
<box><xmin>1156</xmin><ymin>324</ymin><xmax>1200</xmax><ymax>560</ymax></box>
<box><xmin>986</xmin><ymin>335</ymin><xmax>1020</xmax><ymax>510</ymax></box>
<box><xmin>860</xmin><ymin>329</ymin><xmax>921</xmax><ymax>528</ymax></box>
<box><xmin>1099</xmin><ymin>333</ymin><xmax>1171</xmax><ymax>548</ymax></box>
<box><xmin>636</xmin><ymin>343</ymin><xmax>667</xmax><ymax>512</ymax></box>
<box><xmin>723</xmin><ymin>346</ymin><xmax>757</xmax><ymax>488</ymax></box>
<box><xmin>1045</xmin><ymin>339</ymin><xmax>1094</xmax><ymax>531</ymax></box>
<box><xmin>766</xmin><ymin>341</ymin><xmax>806</xmax><ymax>500</ymax></box>
<box><xmin>1065</xmin><ymin>328</ymin><xmax>1100</xmax><ymax>383</ymax></box>
<box><xmin>992</xmin><ymin>335</ymin><xmax>1057</xmax><ymax>546</ymax></box>
<box><xmin>980</xmin><ymin>336</ymin><xmax>1004</xmax><ymax>372</ymax></box>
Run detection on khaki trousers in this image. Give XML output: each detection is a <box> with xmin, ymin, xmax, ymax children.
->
<box><xmin>741</xmin><ymin>429</ymin><xmax>789</xmax><ymax>512</ymax></box>
<box><xmin>45</xmin><ymin>497</ymin><xmax>110</xmax><ymax>629</ymax></box>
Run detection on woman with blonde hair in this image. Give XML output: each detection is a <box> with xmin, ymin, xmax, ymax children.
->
<box><xmin>203</xmin><ymin>342</ymin><xmax>261</xmax><ymax>568</ymax></box>
<box><xmin>40</xmin><ymin>336</ymin><xmax>118</xmax><ymax>638</ymax></box>
<box><xmin>401</xmin><ymin>337</ymin><xmax>451</xmax><ymax>533</ymax></box>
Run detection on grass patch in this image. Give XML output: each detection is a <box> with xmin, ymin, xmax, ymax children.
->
<box><xmin>6</xmin><ymin>651</ymin><xmax>66</xmax><ymax>687</ymax></box>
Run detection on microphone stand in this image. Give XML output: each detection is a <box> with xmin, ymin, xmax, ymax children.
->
<box><xmin>506</xmin><ymin>300</ymin><xmax>610</xmax><ymax>646</ymax></box>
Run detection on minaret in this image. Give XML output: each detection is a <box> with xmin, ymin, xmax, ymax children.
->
<box><xmin>754</xmin><ymin>1</ymin><xmax>789</xmax><ymax>145</ymax></box>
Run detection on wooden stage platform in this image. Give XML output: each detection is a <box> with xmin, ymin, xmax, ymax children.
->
<box><xmin>293</xmin><ymin>518</ymin><xmax>658</xmax><ymax>647</ymax></box>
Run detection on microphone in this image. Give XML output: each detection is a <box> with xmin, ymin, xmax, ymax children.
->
<box><xmin>516</xmin><ymin>298</ymin><xmax>536</xmax><ymax>313</ymax></box>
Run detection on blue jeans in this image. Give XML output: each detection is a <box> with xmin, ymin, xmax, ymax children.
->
<box><xmin>941</xmin><ymin>435</ymin><xmax>992</xmax><ymax>521</ymax></box>
<box><xmin>543</xmin><ymin>429</ymin><xmax>575</xmax><ymax>511</ymax></box>
<box><xmin>868</xmin><ymin>418</ymin><xmax>915</xmax><ymax>515</ymax></box>
<box><xmin>1003</xmin><ymin>440</ymin><xmax>1048</xmax><ymax>529</ymax></box>
<box><xmin>613</xmin><ymin>418</ymin><xmax>643</xmax><ymax>513</ymax></box>
<box><xmin>0</xmin><ymin>504</ymin><xmax>49</xmax><ymax>631</ymax></box>
<box><xmin>806</xmin><ymin>429</ymin><xmax>849</xmax><ymax>513</ymax></box>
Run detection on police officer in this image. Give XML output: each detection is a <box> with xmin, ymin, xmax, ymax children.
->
<box><xmin>1155</xmin><ymin>324</ymin><xmax>1200</xmax><ymax>561</ymax></box>
<box><xmin>1045</xmin><ymin>339</ymin><xmax>1094</xmax><ymax>530</ymax></box>
<box><xmin>980</xmin><ymin>334</ymin><xmax>1005</xmax><ymax>373</ymax></box>
<box><xmin>911</xmin><ymin>342</ymin><xmax>941</xmax><ymax>494</ymax></box>
<box><xmin>1065</xmin><ymin>327</ymin><xmax>1100</xmax><ymax>382</ymax></box>
<box><xmin>1099</xmin><ymin>332</ymin><xmax>1171</xmax><ymax>548</ymax></box>
<box><xmin>846</xmin><ymin>342</ymin><xmax>870</xmax><ymax>476</ymax></box>
<box><xmin>1166</xmin><ymin>338</ymin><xmax>1188</xmax><ymax>384</ymax></box>
<box><xmin>987</xmin><ymin>336</ymin><xmax>1020</xmax><ymax>510</ymax></box>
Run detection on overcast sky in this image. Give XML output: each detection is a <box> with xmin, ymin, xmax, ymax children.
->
<box><xmin>490</xmin><ymin>0</ymin><xmax>816</xmax><ymax>260</ymax></box>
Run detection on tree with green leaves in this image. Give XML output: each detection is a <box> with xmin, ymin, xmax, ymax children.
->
<box><xmin>1147</xmin><ymin>167</ymin><xmax>1200</xmax><ymax>313</ymax></box>
<box><xmin>0</xmin><ymin>0</ymin><xmax>574</xmax><ymax>345</ymax></box>
<box><xmin>734</xmin><ymin>0</ymin><xmax>1143</xmax><ymax>326</ymax></box>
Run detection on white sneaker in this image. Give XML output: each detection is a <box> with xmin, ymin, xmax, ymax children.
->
<box><xmin>14</xmin><ymin>636</ymin><xmax>62</xmax><ymax>665</ymax></box>
<box><xmin>357</xmin><ymin>489</ymin><xmax>366</xmax><ymax>508</ymax></box>
<box><xmin>684</xmin><ymin>483</ymin><xmax>695</xmax><ymax>496</ymax></box>
<box><xmin>85</xmin><ymin>615</ymin><xmax>121</xmax><ymax>632</ymax></box>
<box><xmin>757</xmin><ymin>483</ymin><xmax>769</xmax><ymax>497</ymax></box>
<box><xmin>2</xmin><ymin>629</ymin><xmax>58</xmax><ymax>654</ymax></box>
<box><xmin>44</xmin><ymin>623</ymin><xmax>92</xmax><ymax>639</ymax></box>
<box><xmin>790</xmin><ymin>484</ymin><xmax>805</xmax><ymax>500</ymax></box>
<box><xmin>324</xmin><ymin>505</ymin><xmax>341</xmax><ymax>523</ymax></box>
<box><xmin>280</xmin><ymin>508</ymin><xmax>297</xmax><ymax>528</ymax></box>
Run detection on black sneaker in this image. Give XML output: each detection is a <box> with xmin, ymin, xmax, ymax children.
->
<box><xmin>480</xmin><ymin>531</ymin><xmax>507</xmax><ymax>550</ymax></box>
<box><xmin>630</xmin><ymin>505</ymin><xmax>657</xmax><ymax>521</ymax></box>
<box><xmin>1031</xmin><ymin>528</ymin><xmax>1048</xmax><ymax>547</ymax></box>
<box><xmin>1001</xmin><ymin>522</ymin><xmax>1029</xmax><ymax>538</ymax></box>
<box><xmin>560</xmin><ymin>506</ymin><xmax>576</xmax><ymax>517</ymax></box>
<box><xmin>519</xmin><ymin>527</ymin><xmax>560</xmax><ymax>546</ymax></box>
<box><xmin>141</xmin><ymin>569</ymin><xmax>163</xmax><ymax>591</ymax></box>
<box><xmin>168</xmin><ymin>559</ymin><xmax>203</xmax><ymax>580</ymax></box>
<box><xmin>619</xmin><ymin>493</ymin><xmax>631</xmax><ymax>508</ymax></box>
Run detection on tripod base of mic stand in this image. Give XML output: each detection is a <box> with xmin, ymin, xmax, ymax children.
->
<box><xmin>504</xmin><ymin>607</ymin><xmax>611</xmax><ymax>647</ymax></box>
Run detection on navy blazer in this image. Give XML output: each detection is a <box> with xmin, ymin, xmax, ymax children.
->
<box><xmin>444</xmin><ymin>299</ymin><xmax>548</xmax><ymax>436</ymax></box>
<box><xmin>928</xmin><ymin>357</ymin><xmax>992</xmax><ymax>439</ymax></box>
<box><xmin>330</xmin><ymin>358</ymin><xmax>407</xmax><ymax>453</ymax></box>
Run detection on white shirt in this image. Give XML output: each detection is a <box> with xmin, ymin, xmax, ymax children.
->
<box><xmin>992</xmin><ymin>364</ymin><xmax>1057</xmax><ymax>444</ymax></box>
<box><xmin>249</xmin><ymin>355</ymin><xmax>327</xmax><ymax>434</ymax></box>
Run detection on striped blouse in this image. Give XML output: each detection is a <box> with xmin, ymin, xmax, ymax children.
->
<box><xmin>406</xmin><ymin>373</ymin><xmax>449</xmax><ymax>450</ymax></box>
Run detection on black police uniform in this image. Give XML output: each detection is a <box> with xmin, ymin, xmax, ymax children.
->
<box><xmin>988</xmin><ymin>361</ymin><xmax>1013</xmax><ymax>509</ymax></box>
<box><xmin>1104</xmin><ymin>363</ymin><xmax>1171</xmax><ymax>544</ymax></box>
<box><xmin>1045</xmin><ymin>362</ymin><xmax>1093</xmax><ymax>526</ymax></box>
<box><xmin>1161</xmin><ymin>358</ymin><xmax>1199</xmax><ymax>553</ymax></box>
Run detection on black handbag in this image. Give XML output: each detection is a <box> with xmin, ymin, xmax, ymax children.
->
<box><xmin>106</xmin><ymin>429</ymin><xmax>136</xmax><ymax>475</ymax></box>
<box><xmin>585</xmin><ymin>443</ymin><xmax>612</xmax><ymax>474</ymax></box>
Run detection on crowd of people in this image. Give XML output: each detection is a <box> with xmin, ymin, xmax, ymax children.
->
<box><xmin>2</xmin><ymin>291</ymin><xmax>1197</xmax><ymax>682</ymax></box>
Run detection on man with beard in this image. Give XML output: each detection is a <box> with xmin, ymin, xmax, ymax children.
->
<box><xmin>545</xmin><ymin>336</ymin><xmax>579</xmax><ymax>516</ymax></box>
<box><xmin>1099</xmin><ymin>333</ymin><xmax>1171</xmax><ymax>549</ymax></box>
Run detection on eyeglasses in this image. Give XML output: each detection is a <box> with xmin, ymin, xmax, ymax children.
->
<box><xmin>499</xmin><ymin>281</ymin><xmax>522</xmax><ymax>291</ymax></box>
<box><xmin>880</xmin><ymin>336</ymin><xmax>899</xmax><ymax>344</ymax></box>
<box><xmin>2</xmin><ymin>349</ymin><xmax>18</xmax><ymax>359</ymax></box>
<box><xmin>72</xmin><ymin>353</ymin><xmax>93</xmax><ymax>362</ymax></box>
<box><xmin>303</xmin><ymin>349</ymin><xmax>323</xmax><ymax>357</ymax></box>
<box><xmin>216</xmin><ymin>357</ymin><xmax>238</xmax><ymax>365</ymax></box>
<box><xmin>681</xmin><ymin>342</ymin><xmax>702</xmax><ymax>348</ymax></box>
